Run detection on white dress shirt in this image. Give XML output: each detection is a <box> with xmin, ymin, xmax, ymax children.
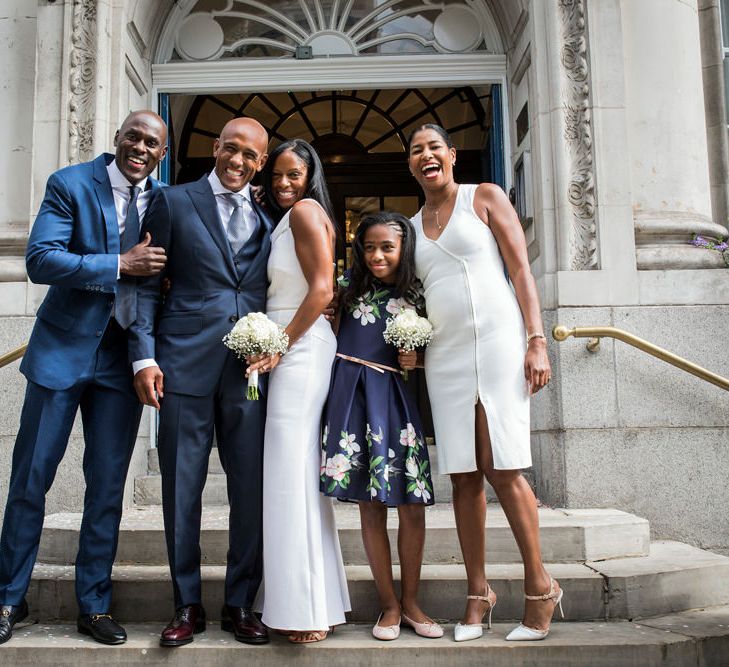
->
<box><xmin>207</xmin><ymin>170</ymin><xmax>257</xmax><ymax>246</ymax></box>
<box><xmin>107</xmin><ymin>159</ymin><xmax>152</xmax><ymax>242</ymax></box>
<box><xmin>132</xmin><ymin>172</ymin><xmax>256</xmax><ymax>376</ymax></box>
<box><xmin>107</xmin><ymin>160</ymin><xmax>151</xmax><ymax>325</ymax></box>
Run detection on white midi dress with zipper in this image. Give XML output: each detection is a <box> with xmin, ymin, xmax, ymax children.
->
<box><xmin>412</xmin><ymin>184</ymin><xmax>531</xmax><ymax>473</ymax></box>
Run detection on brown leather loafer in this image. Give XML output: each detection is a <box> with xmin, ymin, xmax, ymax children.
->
<box><xmin>160</xmin><ymin>604</ymin><xmax>206</xmax><ymax>647</ymax></box>
<box><xmin>221</xmin><ymin>605</ymin><xmax>269</xmax><ymax>644</ymax></box>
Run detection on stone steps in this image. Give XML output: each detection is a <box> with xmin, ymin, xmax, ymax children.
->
<box><xmin>4</xmin><ymin>607</ymin><xmax>729</xmax><ymax>666</ymax></box>
<box><xmin>38</xmin><ymin>505</ymin><xmax>650</xmax><ymax>566</ymax></box>
<box><xmin>26</xmin><ymin>542</ymin><xmax>729</xmax><ymax>622</ymax></box>
<box><xmin>137</xmin><ymin>447</ymin><xmax>537</xmax><ymax>505</ymax></box>
<box><xmin>137</xmin><ymin>447</ymin><xmax>458</xmax><ymax>505</ymax></box>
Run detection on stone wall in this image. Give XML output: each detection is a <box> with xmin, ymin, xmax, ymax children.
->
<box><xmin>532</xmin><ymin>301</ymin><xmax>729</xmax><ymax>555</ymax></box>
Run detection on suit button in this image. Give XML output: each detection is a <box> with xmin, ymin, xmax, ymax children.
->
<box><xmin>229</xmin><ymin>316</ymin><xmax>237</xmax><ymax>323</ymax></box>
<box><xmin>237</xmin><ymin>288</ymin><xmax>242</xmax><ymax>293</ymax></box>
<box><xmin>95</xmin><ymin>330</ymin><xmax>103</xmax><ymax>337</ymax></box>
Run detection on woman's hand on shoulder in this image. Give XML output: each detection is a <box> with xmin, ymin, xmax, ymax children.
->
<box><xmin>524</xmin><ymin>337</ymin><xmax>551</xmax><ymax>395</ymax></box>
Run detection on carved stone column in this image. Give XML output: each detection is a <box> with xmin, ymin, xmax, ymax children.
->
<box><xmin>543</xmin><ymin>0</ymin><xmax>600</xmax><ymax>273</ymax></box>
<box><xmin>621</xmin><ymin>0</ymin><xmax>728</xmax><ymax>270</ymax></box>
<box><xmin>559</xmin><ymin>0</ymin><xmax>598</xmax><ymax>271</ymax></box>
<box><xmin>67</xmin><ymin>0</ymin><xmax>98</xmax><ymax>164</ymax></box>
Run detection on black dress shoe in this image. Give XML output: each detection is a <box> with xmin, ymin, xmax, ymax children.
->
<box><xmin>0</xmin><ymin>600</ymin><xmax>29</xmax><ymax>644</ymax></box>
<box><xmin>160</xmin><ymin>604</ymin><xmax>206</xmax><ymax>647</ymax></box>
<box><xmin>221</xmin><ymin>605</ymin><xmax>269</xmax><ymax>644</ymax></box>
<box><xmin>77</xmin><ymin>613</ymin><xmax>127</xmax><ymax>645</ymax></box>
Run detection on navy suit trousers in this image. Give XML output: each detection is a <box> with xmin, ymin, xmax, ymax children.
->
<box><xmin>0</xmin><ymin>320</ymin><xmax>142</xmax><ymax>613</ymax></box>
<box><xmin>157</xmin><ymin>351</ymin><xmax>265</xmax><ymax>609</ymax></box>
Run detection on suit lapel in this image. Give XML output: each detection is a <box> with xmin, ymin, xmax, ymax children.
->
<box><xmin>187</xmin><ymin>176</ymin><xmax>236</xmax><ymax>279</ymax></box>
<box><xmin>92</xmin><ymin>154</ymin><xmax>119</xmax><ymax>253</ymax></box>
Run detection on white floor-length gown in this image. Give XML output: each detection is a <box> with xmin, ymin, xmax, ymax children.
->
<box><xmin>260</xmin><ymin>200</ymin><xmax>351</xmax><ymax>630</ymax></box>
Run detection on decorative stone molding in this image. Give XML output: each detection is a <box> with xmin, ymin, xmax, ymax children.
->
<box><xmin>559</xmin><ymin>0</ymin><xmax>597</xmax><ymax>270</ymax></box>
<box><xmin>68</xmin><ymin>0</ymin><xmax>97</xmax><ymax>164</ymax></box>
<box><xmin>156</xmin><ymin>0</ymin><xmax>503</xmax><ymax>63</ymax></box>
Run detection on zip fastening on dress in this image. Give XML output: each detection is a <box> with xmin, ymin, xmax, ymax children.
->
<box><xmin>461</xmin><ymin>259</ymin><xmax>481</xmax><ymax>404</ymax></box>
<box><xmin>335</xmin><ymin>353</ymin><xmax>403</xmax><ymax>375</ymax></box>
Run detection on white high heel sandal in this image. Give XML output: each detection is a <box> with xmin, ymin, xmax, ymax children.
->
<box><xmin>453</xmin><ymin>585</ymin><xmax>497</xmax><ymax>642</ymax></box>
<box><xmin>505</xmin><ymin>577</ymin><xmax>564</xmax><ymax>641</ymax></box>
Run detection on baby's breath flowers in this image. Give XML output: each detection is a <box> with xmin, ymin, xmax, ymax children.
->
<box><xmin>223</xmin><ymin>312</ymin><xmax>289</xmax><ymax>400</ymax></box>
<box><xmin>383</xmin><ymin>309</ymin><xmax>433</xmax><ymax>379</ymax></box>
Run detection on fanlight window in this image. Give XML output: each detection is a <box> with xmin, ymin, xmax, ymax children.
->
<box><xmin>179</xmin><ymin>87</ymin><xmax>489</xmax><ymax>160</ymax></box>
<box><xmin>173</xmin><ymin>0</ymin><xmax>500</xmax><ymax>60</ymax></box>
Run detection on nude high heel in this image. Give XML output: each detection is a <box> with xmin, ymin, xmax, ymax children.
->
<box><xmin>505</xmin><ymin>577</ymin><xmax>564</xmax><ymax>641</ymax></box>
<box><xmin>453</xmin><ymin>585</ymin><xmax>497</xmax><ymax>642</ymax></box>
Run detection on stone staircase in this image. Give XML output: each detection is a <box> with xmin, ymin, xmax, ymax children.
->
<box><xmin>13</xmin><ymin>447</ymin><xmax>729</xmax><ymax>665</ymax></box>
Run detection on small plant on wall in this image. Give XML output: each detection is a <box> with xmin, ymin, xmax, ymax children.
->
<box><xmin>690</xmin><ymin>234</ymin><xmax>729</xmax><ymax>267</ymax></box>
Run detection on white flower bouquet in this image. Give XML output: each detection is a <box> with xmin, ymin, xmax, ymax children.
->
<box><xmin>382</xmin><ymin>309</ymin><xmax>433</xmax><ymax>379</ymax></box>
<box><xmin>222</xmin><ymin>312</ymin><xmax>289</xmax><ymax>400</ymax></box>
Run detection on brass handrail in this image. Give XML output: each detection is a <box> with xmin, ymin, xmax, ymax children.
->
<box><xmin>552</xmin><ymin>325</ymin><xmax>729</xmax><ymax>392</ymax></box>
<box><xmin>0</xmin><ymin>343</ymin><xmax>27</xmax><ymax>369</ymax></box>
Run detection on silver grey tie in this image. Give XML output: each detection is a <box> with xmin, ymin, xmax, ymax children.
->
<box><xmin>115</xmin><ymin>186</ymin><xmax>141</xmax><ymax>329</ymax></box>
<box><xmin>226</xmin><ymin>193</ymin><xmax>250</xmax><ymax>255</ymax></box>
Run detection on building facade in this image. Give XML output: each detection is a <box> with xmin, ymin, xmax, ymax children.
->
<box><xmin>0</xmin><ymin>0</ymin><xmax>727</xmax><ymax>552</ymax></box>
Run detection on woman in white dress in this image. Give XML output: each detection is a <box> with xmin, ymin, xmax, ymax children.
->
<box><xmin>247</xmin><ymin>139</ymin><xmax>350</xmax><ymax>643</ymax></box>
<box><xmin>401</xmin><ymin>125</ymin><xmax>562</xmax><ymax>642</ymax></box>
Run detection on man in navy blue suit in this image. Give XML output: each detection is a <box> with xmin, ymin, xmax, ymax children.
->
<box><xmin>0</xmin><ymin>111</ymin><xmax>168</xmax><ymax>645</ymax></box>
<box><xmin>131</xmin><ymin>118</ymin><xmax>272</xmax><ymax>647</ymax></box>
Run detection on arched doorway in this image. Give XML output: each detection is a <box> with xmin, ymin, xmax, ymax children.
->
<box><xmin>152</xmin><ymin>0</ymin><xmax>509</xmax><ymax>266</ymax></box>
<box><xmin>172</xmin><ymin>86</ymin><xmax>500</xmax><ymax>270</ymax></box>
<box><xmin>151</xmin><ymin>0</ymin><xmax>510</xmax><ymax>437</ymax></box>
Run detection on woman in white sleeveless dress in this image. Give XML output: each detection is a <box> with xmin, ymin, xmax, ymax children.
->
<box><xmin>403</xmin><ymin>125</ymin><xmax>562</xmax><ymax>642</ymax></box>
<box><xmin>247</xmin><ymin>139</ymin><xmax>350</xmax><ymax>643</ymax></box>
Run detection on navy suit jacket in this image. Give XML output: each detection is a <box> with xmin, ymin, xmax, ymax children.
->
<box><xmin>128</xmin><ymin>176</ymin><xmax>273</xmax><ymax>397</ymax></box>
<box><xmin>21</xmin><ymin>153</ymin><xmax>162</xmax><ymax>391</ymax></box>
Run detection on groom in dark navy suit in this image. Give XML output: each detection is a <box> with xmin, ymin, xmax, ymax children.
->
<box><xmin>131</xmin><ymin>118</ymin><xmax>272</xmax><ymax>647</ymax></box>
<box><xmin>0</xmin><ymin>111</ymin><xmax>168</xmax><ymax>645</ymax></box>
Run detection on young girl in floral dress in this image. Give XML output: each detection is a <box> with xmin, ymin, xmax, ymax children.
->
<box><xmin>320</xmin><ymin>211</ymin><xmax>441</xmax><ymax>641</ymax></box>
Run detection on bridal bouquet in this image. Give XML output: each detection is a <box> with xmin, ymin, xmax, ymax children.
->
<box><xmin>223</xmin><ymin>312</ymin><xmax>289</xmax><ymax>400</ymax></box>
<box><xmin>383</xmin><ymin>309</ymin><xmax>433</xmax><ymax>379</ymax></box>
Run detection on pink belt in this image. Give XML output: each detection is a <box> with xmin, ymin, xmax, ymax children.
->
<box><xmin>336</xmin><ymin>352</ymin><xmax>403</xmax><ymax>375</ymax></box>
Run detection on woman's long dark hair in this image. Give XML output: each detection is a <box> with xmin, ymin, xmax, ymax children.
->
<box><xmin>262</xmin><ymin>139</ymin><xmax>336</xmax><ymax>225</ymax></box>
<box><xmin>341</xmin><ymin>211</ymin><xmax>423</xmax><ymax>313</ymax></box>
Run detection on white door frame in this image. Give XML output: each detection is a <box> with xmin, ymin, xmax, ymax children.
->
<box><xmin>148</xmin><ymin>53</ymin><xmax>510</xmax><ymax>448</ymax></box>
<box><xmin>152</xmin><ymin>53</ymin><xmax>512</xmax><ymax>190</ymax></box>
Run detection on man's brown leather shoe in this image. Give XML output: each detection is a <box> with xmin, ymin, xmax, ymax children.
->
<box><xmin>160</xmin><ymin>604</ymin><xmax>206</xmax><ymax>647</ymax></box>
<box><xmin>221</xmin><ymin>605</ymin><xmax>269</xmax><ymax>644</ymax></box>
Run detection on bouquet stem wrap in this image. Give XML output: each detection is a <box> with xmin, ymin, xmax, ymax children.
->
<box><xmin>247</xmin><ymin>369</ymin><xmax>259</xmax><ymax>400</ymax></box>
<box><xmin>222</xmin><ymin>313</ymin><xmax>289</xmax><ymax>400</ymax></box>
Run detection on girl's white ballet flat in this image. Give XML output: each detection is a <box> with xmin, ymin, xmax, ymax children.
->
<box><xmin>372</xmin><ymin>614</ymin><xmax>400</xmax><ymax>641</ymax></box>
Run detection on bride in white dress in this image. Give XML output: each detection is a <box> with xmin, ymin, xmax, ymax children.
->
<box><xmin>247</xmin><ymin>139</ymin><xmax>350</xmax><ymax>643</ymax></box>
